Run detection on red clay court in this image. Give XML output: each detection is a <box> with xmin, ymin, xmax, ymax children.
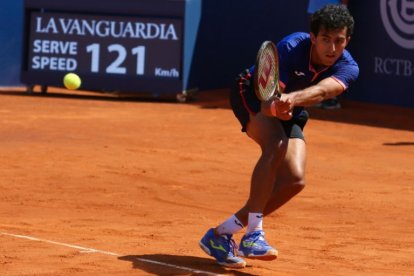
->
<box><xmin>0</xmin><ymin>88</ymin><xmax>413</xmax><ymax>275</ymax></box>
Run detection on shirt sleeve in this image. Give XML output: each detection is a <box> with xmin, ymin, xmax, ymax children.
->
<box><xmin>331</xmin><ymin>55</ymin><xmax>359</xmax><ymax>90</ymax></box>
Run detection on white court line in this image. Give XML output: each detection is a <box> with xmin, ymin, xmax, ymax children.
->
<box><xmin>0</xmin><ymin>231</ymin><xmax>221</xmax><ymax>276</ymax></box>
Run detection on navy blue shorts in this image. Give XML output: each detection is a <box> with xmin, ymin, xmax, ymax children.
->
<box><xmin>229</xmin><ymin>73</ymin><xmax>308</xmax><ymax>140</ymax></box>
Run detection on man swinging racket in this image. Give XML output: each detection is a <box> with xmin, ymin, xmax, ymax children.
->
<box><xmin>199</xmin><ymin>4</ymin><xmax>359</xmax><ymax>268</ymax></box>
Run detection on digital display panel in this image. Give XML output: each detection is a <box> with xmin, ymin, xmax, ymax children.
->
<box><xmin>27</xmin><ymin>11</ymin><xmax>183</xmax><ymax>79</ymax></box>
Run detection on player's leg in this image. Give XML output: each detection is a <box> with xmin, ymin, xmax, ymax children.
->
<box><xmin>235</xmin><ymin>137</ymin><xmax>305</xmax><ymax>261</ymax></box>
<box><xmin>236</xmin><ymin>112</ymin><xmax>286</xmax><ymax>260</ymax></box>
<box><xmin>199</xmin><ymin>73</ymin><xmax>284</xmax><ymax>265</ymax></box>
<box><xmin>263</xmin><ymin>137</ymin><xmax>306</xmax><ymax>216</ymax></box>
<box><xmin>243</xmin><ymin>112</ymin><xmax>288</xmax><ymax>213</ymax></box>
<box><xmin>232</xmin><ymin>138</ymin><xmax>305</xmax><ymax>223</ymax></box>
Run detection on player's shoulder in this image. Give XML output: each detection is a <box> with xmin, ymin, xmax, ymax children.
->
<box><xmin>277</xmin><ymin>32</ymin><xmax>311</xmax><ymax>56</ymax></box>
<box><xmin>278</xmin><ymin>32</ymin><xmax>310</xmax><ymax>48</ymax></box>
<box><xmin>277</xmin><ymin>32</ymin><xmax>310</xmax><ymax>63</ymax></box>
<box><xmin>336</xmin><ymin>49</ymin><xmax>359</xmax><ymax>74</ymax></box>
<box><xmin>333</xmin><ymin>49</ymin><xmax>360</xmax><ymax>79</ymax></box>
<box><xmin>341</xmin><ymin>49</ymin><xmax>358</xmax><ymax>66</ymax></box>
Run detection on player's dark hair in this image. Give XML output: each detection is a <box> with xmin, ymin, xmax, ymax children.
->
<box><xmin>310</xmin><ymin>4</ymin><xmax>354</xmax><ymax>37</ymax></box>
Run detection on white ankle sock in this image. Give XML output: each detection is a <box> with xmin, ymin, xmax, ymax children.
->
<box><xmin>216</xmin><ymin>215</ymin><xmax>244</xmax><ymax>235</ymax></box>
<box><xmin>247</xmin><ymin>212</ymin><xmax>263</xmax><ymax>233</ymax></box>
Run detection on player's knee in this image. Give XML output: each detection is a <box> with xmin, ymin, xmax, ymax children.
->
<box><xmin>289</xmin><ymin>175</ymin><xmax>305</xmax><ymax>194</ymax></box>
<box><xmin>293</xmin><ymin>179</ymin><xmax>306</xmax><ymax>193</ymax></box>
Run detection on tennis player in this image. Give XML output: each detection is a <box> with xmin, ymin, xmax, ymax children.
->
<box><xmin>199</xmin><ymin>4</ymin><xmax>359</xmax><ymax>268</ymax></box>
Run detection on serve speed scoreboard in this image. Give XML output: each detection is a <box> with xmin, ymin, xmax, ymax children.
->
<box><xmin>29</xmin><ymin>12</ymin><xmax>182</xmax><ymax>78</ymax></box>
<box><xmin>21</xmin><ymin>0</ymin><xmax>189</xmax><ymax>97</ymax></box>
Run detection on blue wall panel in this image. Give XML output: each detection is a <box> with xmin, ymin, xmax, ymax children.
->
<box><xmin>346</xmin><ymin>2</ymin><xmax>414</xmax><ymax>108</ymax></box>
<box><xmin>0</xmin><ymin>0</ymin><xmax>24</xmax><ymax>86</ymax></box>
<box><xmin>191</xmin><ymin>0</ymin><xmax>309</xmax><ymax>91</ymax></box>
<box><xmin>1</xmin><ymin>0</ymin><xmax>413</xmax><ymax>107</ymax></box>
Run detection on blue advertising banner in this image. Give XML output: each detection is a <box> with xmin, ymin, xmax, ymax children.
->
<box><xmin>3</xmin><ymin>0</ymin><xmax>412</xmax><ymax>108</ymax></box>
<box><xmin>347</xmin><ymin>1</ymin><xmax>414</xmax><ymax>108</ymax></box>
<box><xmin>191</xmin><ymin>0</ymin><xmax>309</xmax><ymax>91</ymax></box>
<box><xmin>0</xmin><ymin>1</ymin><xmax>23</xmax><ymax>86</ymax></box>
<box><xmin>21</xmin><ymin>0</ymin><xmax>188</xmax><ymax>96</ymax></box>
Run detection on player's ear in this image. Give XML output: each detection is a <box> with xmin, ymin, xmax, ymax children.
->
<box><xmin>345</xmin><ymin>36</ymin><xmax>351</xmax><ymax>46</ymax></box>
<box><xmin>310</xmin><ymin>32</ymin><xmax>317</xmax><ymax>44</ymax></box>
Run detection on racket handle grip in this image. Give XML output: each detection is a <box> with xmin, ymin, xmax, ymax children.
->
<box><xmin>275</xmin><ymin>90</ymin><xmax>282</xmax><ymax>99</ymax></box>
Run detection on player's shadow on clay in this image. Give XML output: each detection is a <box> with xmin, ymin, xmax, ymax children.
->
<box><xmin>119</xmin><ymin>254</ymin><xmax>258</xmax><ymax>276</ymax></box>
<box><xmin>383</xmin><ymin>141</ymin><xmax>414</xmax><ymax>146</ymax></box>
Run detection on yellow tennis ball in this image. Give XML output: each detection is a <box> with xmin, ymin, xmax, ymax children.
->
<box><xmin>63</xmin><ymin>73</ymin><xmax>81</xmax><ymax>90</ymax></box>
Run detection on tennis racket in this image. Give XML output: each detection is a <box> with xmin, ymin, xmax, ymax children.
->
<box><xmin>254</xmin><ymin>41</ymin><xmax>280</xmax><ymax>101</ymax></box>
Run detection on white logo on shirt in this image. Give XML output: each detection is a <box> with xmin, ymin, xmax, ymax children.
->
<box><xmin>294</xmin><ymin>70</ymin><xmax>305</xmax><ymax>76</ymax></box>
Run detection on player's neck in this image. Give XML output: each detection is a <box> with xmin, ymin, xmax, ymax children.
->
<box><xmin>311</xmin><ymin>63</ymin><xmax>327</xmax><ymax>72</ymax></box>
<box><xmin>309</xmin><ymin>46</ymin><xmax>328</xmax><ymax>72</ymax></box>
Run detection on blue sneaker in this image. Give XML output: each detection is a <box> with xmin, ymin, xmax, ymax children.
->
<box><xmin>199</xmin><ymin>228</ymin><xmax>246</xmax><ymax>268</ymax></box>
<box><xmin>238</xmin><ymin>230</ymin><xmax>278</xmax><ymax>260</ymax></box>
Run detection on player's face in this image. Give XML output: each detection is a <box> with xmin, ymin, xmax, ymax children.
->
<box><xmin>310</xmin><ymin>26</ymin><xmax>350</xmax><ymax>67</ymax></box>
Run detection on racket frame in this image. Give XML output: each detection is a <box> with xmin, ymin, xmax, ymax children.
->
<box><xmin>253</xmin><ymin>41</ymin><xmax>280</xmax><ymax>101</ymax></box>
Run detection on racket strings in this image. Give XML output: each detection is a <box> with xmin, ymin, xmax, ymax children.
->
<box><xmin>259</xmin><ymin>46</ymin><xmax>279</xmax><ymax>99</ymax></box>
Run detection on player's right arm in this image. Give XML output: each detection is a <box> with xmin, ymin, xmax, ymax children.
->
<box><xmin>261</xmin><ymin>75</ymin><xmax>345</xmax><ymax>119</ymax></box>
<box><xmin>284</xmin><ymin>76</ymin><xmax>346</xmax><ymax>108</ymax></box>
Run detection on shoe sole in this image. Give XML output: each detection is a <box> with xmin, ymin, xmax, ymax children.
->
<box><xmin>199</xmin><ymin>241</ymin><xmax>246</xmax><ymax>269</ymax></box>
<box><xmin>238</xmin><ymin>249</ymin><xmax>278</xmax><ymax>261</ymax></box>
<box><xmin>244</xmin><ymin>254</ymin><xmax>277</xmax><ymax>261</ymax></box>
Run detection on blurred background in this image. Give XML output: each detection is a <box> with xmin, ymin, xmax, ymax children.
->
<box><xmin>0</xmin><ymin>0</ymin><xmax>413</xmax><ymax>107</ymax></box>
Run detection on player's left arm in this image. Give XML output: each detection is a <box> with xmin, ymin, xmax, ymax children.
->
<box><xmin>284</xmin><ymin>76</ymin><xmax>345</xmax><ymax>108</ymax></box>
